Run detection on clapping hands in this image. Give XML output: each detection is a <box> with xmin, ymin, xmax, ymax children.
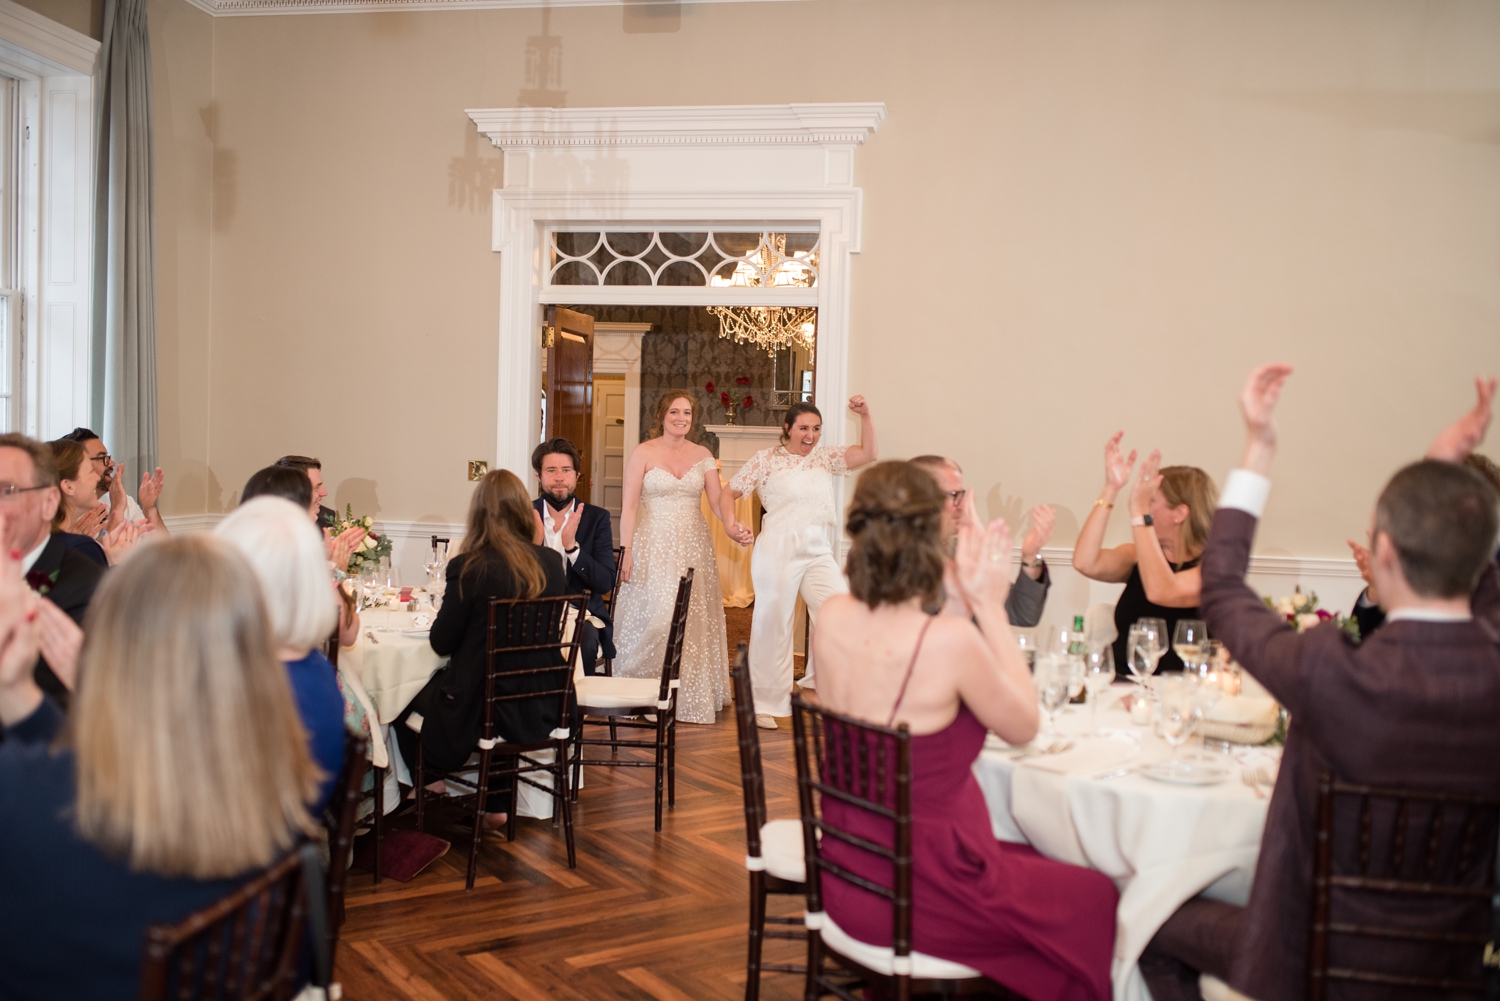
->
<box><xmin>953</xmin><ymin>493</ymin><xmax>1014</xmax><ymax>614</ymax></box>
<box><xmin>1427</xmin><ymin>376</ymin><xmax>1496</xmax><ymax>463</ymax></box>
<box><xmin>327</xmin><ymin>525</ymin><xmax>367</xmax><ymax>570</ymax></box>
<box><xmin>0</xmin><ymin>514</ymin><xmax>43</xmax><ymax>724</ymax></box>
<box><xmin>1103</xmin><ymin>432</ymin><xmax>1137</xmax><ymax>494</ymax></box>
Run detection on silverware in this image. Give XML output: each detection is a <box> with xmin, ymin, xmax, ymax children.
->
<box><xmin>1254</xmin><ymin>764</ymin><xmax>1275</xmax><ymax>796</ymax></box>
<box><xmin>1241</xmin><ymin>768</ymin><xmax>1266</xmax><ymax>798</ymax></box>
<box><xmin>365</xmin><ymin>630</ymin><xmax>380</xmax><ymax>645</ymax></box>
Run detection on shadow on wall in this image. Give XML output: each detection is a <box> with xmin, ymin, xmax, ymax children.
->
<box><xmin>167</xmin><ymin>459</ymin><xmax>227</xmax><ymax>514</ymax></box>
<box><xmin>449</xmin><ymin>121</ymin><xmax>505</xmax><ymax>213</ymax></box>
<box><xmin>334</xmin><ymin>478</ymin><xmax>382</xmax><ymax>522</ymax></box>
<box><xmin>199</xmin><ymin>102</ymin><xmax>236</xmax><ymax>232</ymax></box>
<box><xmin>519</xmin><ymin>7</ymin><xmax>567</xmax><ymax>107</ymax></box>
<box><xmin>623</xmin><ymin>0</ymin><xmax>680</xmax><ymax>34</ymax></box>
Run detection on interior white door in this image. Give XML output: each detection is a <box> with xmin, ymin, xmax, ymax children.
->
<box><xmin>592</xmin><ymin>376</ymin><xmax>626</xmax><ymax>544</ymax></box>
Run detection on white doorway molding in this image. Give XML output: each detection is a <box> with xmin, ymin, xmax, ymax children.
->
<box><xmin>592</xmin><ymin>320</ymin><xmax>648</xmax><ymax>472</ymax></box>
<box><xmin>466</xmin><ymin>103</ymin><xmax>886</xmax><ymax>482</ymax></box>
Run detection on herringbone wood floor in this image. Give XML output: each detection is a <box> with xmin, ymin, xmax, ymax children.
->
<box><xmin>337</xmin><ymin>608</ymin><xmax>809</xmax><ymax>1001</ymax></box>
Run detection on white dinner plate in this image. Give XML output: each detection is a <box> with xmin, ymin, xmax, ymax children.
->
<box><xmin>1141</xmin><ymin>760</ymin><xmax>1229</xmax><ymax>786</ymax></box>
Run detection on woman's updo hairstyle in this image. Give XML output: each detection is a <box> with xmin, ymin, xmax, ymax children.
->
<box><xmin>845</xmin><ymin>461</ymin><xmax>947</xmax><ymax>614</ymax></box>
<box><xmin>647</xmin><ymin>390</ymin><xmax>696</xmax><ymax>440</ymax></box>
<box><xmin>780</xmin><ymin>402</ymin><xmax>822</xmax><ymax>445</ymax></box>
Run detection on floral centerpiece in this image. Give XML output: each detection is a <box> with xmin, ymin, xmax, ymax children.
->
<box><xmin>333</xmin><ymin>505</ymin><xmax>391</xmax><ymax>575</ymax></box>
<box><xmin>704</xmin><ymin>377</ymin><xmax>755</xmax><ymax>425</ymax></box>
<box><xmin>1262</xmin><ymin>587</ymin><xmax>1359</xmax><ymax>641</ymax></box>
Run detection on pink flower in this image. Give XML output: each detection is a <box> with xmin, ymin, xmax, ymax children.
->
<box><xmin>1316</xmin><ymin>609</ymin><xmax>1332</xmax><ymax>621</ymax></box>
<box><xmin>704</xmin><ymin>381</ymin><xmax>715</xmax><ymax>394</ymax></box>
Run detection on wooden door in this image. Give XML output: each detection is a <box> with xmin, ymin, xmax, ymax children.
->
<box><xmin>591</xmin><ymin>376</ymin><xmax>626</xmax><ymax>544</ymax></box>
<box><xmin>544</xmin><ymin>306</ymin><xmax>595</xmax><ymax>502</ymax></box>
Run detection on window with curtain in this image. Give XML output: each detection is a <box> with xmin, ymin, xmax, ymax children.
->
<box><xmin>0</xmin><ymin>76</ymin><xmax>18</xmax><ymax>433</ymax></box>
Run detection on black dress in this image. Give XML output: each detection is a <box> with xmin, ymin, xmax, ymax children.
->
<box><xmin>395</xmin><ymin>545</ymin><xmax>569</xmax><ymax>810</ymax></box>
<box><xmin>1110</xmin><ymin>557</ymin><xmax>1201</xmax><ymax>678</ymax></box>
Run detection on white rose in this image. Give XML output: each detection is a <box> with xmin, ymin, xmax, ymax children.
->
<box><xmin>1276</xmin><ymin>599</ymin><xmax>1295</xmax><ymax>617</ymax></box>
<box><xmin>1291</xmin><ymin>591</ymin><xmax>1308</xmax><ymax>610</ymax></box>
<box><xmin>1296</xmin><ymin>612</ymin><xmax>1321</xmax><ymax>632</ymax></box>
<box><xmin>361</xmin><ymin>536</ymin><xmax>376</xmax><ymax>551</ymax></box>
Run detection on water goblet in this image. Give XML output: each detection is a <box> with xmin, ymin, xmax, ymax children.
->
<box><xmin>1034</xmin><ymin>654</ymin><xmax>1071</xmax><ymax>749</ymax></box>
<box><xmin>1015</xmin><ymin>631</ymin><xmax>1038</xmax><ymax>674</ymax></box>
<box><xmin>1082</xmin><ymin>646</ymin><xmax>1115</xmax><ymax>736</ymax></box>
<box><xmin>1155</xmin><ymin>674</ymin><xmax>1202</xmax><ymax>771</ymax></box>
<box><xmin>1173</xmin><ymin>619</ymin><xmax>1208</xmax><ymax>669</ymax></box>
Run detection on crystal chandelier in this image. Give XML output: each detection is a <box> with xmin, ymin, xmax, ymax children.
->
<box><xmin>708</xmin><ymin>234</ymin><xmax>818</xmax><ymax>357</ymax></box>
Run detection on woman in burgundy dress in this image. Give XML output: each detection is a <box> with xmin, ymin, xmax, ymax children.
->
<box><xmin>812</xmin><ymin>461</ymin><xmax>1118</xmax><ymax>1001</ymax></box>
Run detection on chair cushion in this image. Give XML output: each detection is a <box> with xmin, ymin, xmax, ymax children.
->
<box><xmin>757</xmin><ymin>818</ymin><xmax>805</xmax><ymax>883</ymax></box>
<box><xmin>575</xmin><ymin>675</ymin><xmax>661</xmax><ymax>710</ymax></box>
<box><xmin>812</xmin><ymin>909</ymin><xmax>982</xmax><ymax>980</ymax></box>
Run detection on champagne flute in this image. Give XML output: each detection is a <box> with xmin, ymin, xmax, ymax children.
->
<box><xmin>1173</xmin><ymin>619</ymin><xmax>1208</xmax><ymax>669</ymax></box>
<box><xmin>1082</xmin><ymin>646</ymin><xmax>1115</xmax><ymax>736</ymax></box>
<box><xmin>1155</xmin><ymin>674</ymin><xmax>1202</xmax><ymax>770</ymax></box>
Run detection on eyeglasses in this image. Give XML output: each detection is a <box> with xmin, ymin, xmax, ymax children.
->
<box><xmin>88</xmin><ymin>452</ymin><xmax>111</xmax><ymax>465</ymax></box>
<box><xmin>944</xmin><ymin>489</ymin><xmax>968</xmax><ymax>505</ymax></box>
<box><xmin>0</xmin><ymin>483</ymin><xmax>50</xmax><ymax>500</ymax></box>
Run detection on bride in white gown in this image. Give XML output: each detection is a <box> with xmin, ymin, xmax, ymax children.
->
<box><xmin>613</xmin><ymin>390</ymin><xmax>731</xmax><ymax>724</ymax></box>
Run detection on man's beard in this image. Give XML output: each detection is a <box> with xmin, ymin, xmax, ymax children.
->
<box><xmin>96</xmin><ymin>471</ymin><xmax>113</xmax><ymax>498</ymax></box>
<box><xmin>542</xmin><ymin>490</ymin><xmax>576</xmax><ymax>511</ymax></box>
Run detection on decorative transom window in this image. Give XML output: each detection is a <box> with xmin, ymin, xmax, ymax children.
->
<box><xmin>546</xmin><ymin>230</ymin><xmax>819</xmax><ymax>288</ymax></box>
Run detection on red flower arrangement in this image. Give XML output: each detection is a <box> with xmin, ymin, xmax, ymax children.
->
<box><xmin>742</xmin><ymin>395</ymin><xmax>755</xmax><ymax>409</ymax></box>
<box><xmin>720</xmin><ymin>391</ymin><xmax>732</xmax><ymax>407</ymax></box>
<box><xmin>704</xmin><ymin>381</ymin><xmax>715</xmax><ymax>394</ymax></box>
<box><xmin>735</xmin><ymin>376</ymin><xmax>751</xmax><ymax>386</ymax></box>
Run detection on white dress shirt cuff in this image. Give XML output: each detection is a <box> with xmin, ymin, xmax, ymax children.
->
<box><xmin>1218</xmin><ymin>469</ymin><xmax>1271</xmax><ymax>519</ymax></box>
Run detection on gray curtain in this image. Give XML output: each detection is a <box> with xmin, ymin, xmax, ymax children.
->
<box><xmin>91</xmin><ymin>0</ymin><xmax>157</xmax><ymax>478</ymax></box>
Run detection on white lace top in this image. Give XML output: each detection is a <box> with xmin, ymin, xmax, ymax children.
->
<box><xmin>730</xmin><ymin>444</ymin><xmax>850</xmax><ymax>531</ymax></box>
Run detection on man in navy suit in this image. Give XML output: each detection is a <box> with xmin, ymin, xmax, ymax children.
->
<box><xmin>532</xmin><ymin>439</ymin><xmax>617</xmax><ymax>676</ymax></box>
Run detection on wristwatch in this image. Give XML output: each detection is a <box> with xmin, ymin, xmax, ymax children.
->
<box><xmin>565</xmin><ymin>545</ymin><xmax>580</xmax><ymax>555</ymax></box>
<box><xmin>1130</xmin><ymin>514</ymin><xmax>1154</xmax><ymax>528</ymax></box>
<box><xmin>1020</xmin><ymin>557</ymin><xmax>1044</xmax><ymax>570</ymax></box>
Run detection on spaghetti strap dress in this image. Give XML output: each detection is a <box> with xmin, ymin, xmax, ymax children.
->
<box><xmin>821</xmin><ymin>622</ymin><xmax>1118</xmax><ymax>1001</ymax></box>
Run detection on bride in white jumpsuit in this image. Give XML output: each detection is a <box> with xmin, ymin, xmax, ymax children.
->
<box><xmin>721</xmin><ymin>396</ymin><xmax>878</xmax><ymax>727</ymax></box>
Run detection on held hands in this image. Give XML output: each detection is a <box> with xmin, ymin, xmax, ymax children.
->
<box><xmin>953</xmin><ymin>493</ymin><xmax>1014</xmax><ymax>614</ymax></box>
<box><xmin>725</xmin><ymin>521</ymin><xmax>754</xmax><ymax>547</ymax></box>
<box><xmin>1238</xmin><ymin>363</ymin><xmax>1293</xmax><ymax>474</ymax></box>
<box><xmin>1129</xmin><ymin>450</ymin><xmax>1163</xmax><ymax>519</ymax></box>
<box><xmin>1426</xmin><ymin>376</ymin><xmax>1496</xmax><ymax>463</ymax></box>
<box><xmin>847</xmin><ymin>395</ymin><xmax>871</xmax><ymax>417</ymax></box>
<box><xmin>1103</xmin><ymin>432</ymin><xmax>1137</xmax><ymax>496</ymax></box>
<box><xmin>1020</xmin><ymin>505</ymin><xmax>1055</xmax><ymax>563</ymax></box>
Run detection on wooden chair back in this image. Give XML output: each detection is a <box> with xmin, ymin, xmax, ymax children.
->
<box><xmin>1308</xmin><ymin>772</ymin><xmax>1500</xmax><ymax>1000</ymax></box>
<box><xmin>731</xmin><ymin>642</ymin><xmax>769</xmax><ymax>858</ymax></box>
<box><xmin>654</xmin><ymin>568</ymin><xmax>694</xmax><ymax>705</ymax></box>
<box><xmin>323</xmin><ymin>625</ymin><xmax>340</xmax><ymax>669</ymax></box>
<box><xmin>483</xmin><ymin>593</ymin><xmax>588</xmax><ymax>745</ymax></box>
<box><xmin>323</xmin><ymin>732</ymin><xmax>371</xmax><ymax>941</ymax></box>
<box><xmin>601</xmin><ymin>545</ymin><xmax>624</xmax><ymax>676</ymax></box>
<box><xmin>791</xmin><ymin>697</ymin><xmax>913</xmax><ymax>978</ymax></box>
<box><xmin>139</xmin><ymin>843</ymin><xmax>328</xmax><ymax>1001</ymax></box>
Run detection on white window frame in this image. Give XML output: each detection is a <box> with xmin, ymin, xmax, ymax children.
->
<box><xmin>0</xmin><ymin>0</ymin><xmax>97</xmax><ymax>438</ymax></box>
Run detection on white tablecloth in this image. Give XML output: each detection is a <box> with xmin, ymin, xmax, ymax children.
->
<box><xmin>970</xmin><ymin>687</ymin><xmax>1275</xmax><ymax>1001</ymax></box>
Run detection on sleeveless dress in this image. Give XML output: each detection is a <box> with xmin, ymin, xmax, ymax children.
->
<box><xmin>730</xmin><ymin>444</ymin><xmax>850</xmax><ymax>717</ymax></box>
<box><xmin>1110</xmin><ymin>557</ymin><xmax>1201</xmax><ymax>677</ymax></box>
<box><xmin>612</xmin><ymin>456</ymin><xmax>730</xmax><ymax>724</ymax></box>
<box><xmin>822</xmin><ymin>703</ymin><xmax>1118</xmax><ymax>1000</ymax></box>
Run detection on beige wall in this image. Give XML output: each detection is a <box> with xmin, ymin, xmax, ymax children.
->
<box><xmin>48</xmin><ymin>0</ymin><xmax>1500</xmax><ymax>554</ymax></box>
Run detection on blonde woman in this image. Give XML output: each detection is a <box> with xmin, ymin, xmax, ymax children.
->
<box><xmin>0</xmin><ymin>530</ymin><xmax>320</xmax><ymax>999</ymax></box>
<box><xmin>1072</xmin><ymin>434</ymin><xmax>1219</xmax><ymax>674</ymax></box>
<box><xmin>216</xmin><ymin>496</ymin><xmax>347</xmax><ymax>811</ymax></box>
<box><xmin>612</xmin><ymin>390</ymin><xmax>731</xmax><ymax>725</ymax></box>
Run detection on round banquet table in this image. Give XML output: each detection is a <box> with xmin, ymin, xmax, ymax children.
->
<box><xmin>969</xmin><ymin>686</ymin><xmax>1279</xmax><ymax>1001</ymax></box>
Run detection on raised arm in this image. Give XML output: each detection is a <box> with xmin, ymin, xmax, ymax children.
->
<box><xmin>138</xmin><ymin>467</ymin><xmax>170</xmax><ymax>536</ymax></box>
<box><xmin>1426</xmin><ymin>376</ymin><xmax>1495</xmax><ymax>463</ymax></box>
<box><xmin>1127</xmin><ymin>451</ymin><xmax>1202</xmax><ymax>607</ymax></box>
<box><xmin>1072</xmin><ymin>431</ymin><xmax>1138</xmax><ymax>582</ymax></box>
<box><xmin>617</xmin><ymin>445</ymin><xmax>648</xmax><ymax>584</ymax></box>
<box><xmin>842</xmin><ymin>396</ymin><xmax>879</xmax><ymax>469</ymax></box>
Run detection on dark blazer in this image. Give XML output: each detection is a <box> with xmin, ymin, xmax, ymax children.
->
<box><xmin>533</xmin><ymin>498</ymin><xmax>617</xmax><ymax>659</ymax></box>
<box><xmin>0</xmin><ymin>697</ymin><xmax>248</xmax><ymax>998</ymax></box>
<box><xmin>408</xmin><ymin>545</ymin><xmax>570</xmax><ymax>772</ymax></box>
<box><xmin>28</xmin><ymin>533</ymin><xmax>106</xmax><ymax>702</ymax></box>
<box><xmin>1200</xmin><ymin>507</ymin><xmax>1500</xmax><ymax>1001</ymax></box>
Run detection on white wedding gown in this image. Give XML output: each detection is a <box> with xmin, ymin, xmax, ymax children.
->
<box><xmin>611</xmin><ymin>456</ymin><xmax>730</xmax><ymax>724</ymax></box>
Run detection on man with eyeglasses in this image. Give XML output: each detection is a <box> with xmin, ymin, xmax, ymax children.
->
<box><xmin>58</xmin><ymin>428</ymin><xmax>169</xmax><ymax>538</ymax></box>
<box><xmin>910</xmin><ymin>454</ymin><xmax>1055</xmax><ymax>627</ymax></box>
<box><xmin>0</xmin><ymin>433</ymin><xmax>105</xmax><ymax>704</ymax></box>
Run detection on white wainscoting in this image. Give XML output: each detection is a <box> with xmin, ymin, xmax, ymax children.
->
<box><xmin>165</xmin><ymin>513</ymin><xmax>1365</xmax><ymax>622</ymax></box>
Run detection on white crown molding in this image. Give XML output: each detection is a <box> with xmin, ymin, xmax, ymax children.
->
<box><xmin>162</xmin><ymin>513</ymin><xmax>225</xmax><ymax>534</ymax></box>
<box><xmin>0</xmin><ymin>0</ymin><xmax>98</xmax><ymax>75</ymax></box>
<box><xmin>166</xmin><ymin>512</ymin><xmax>467</xmax><ymax>541</ymax></box>
<box><xmin>1033</xmin><ymin>546</ymin><xmax>1362</xmax><ymax>580</ymax></box>
<box><xmin>467</xmin><ymin>103</ymin><xmax>887</xmax><ymax>151</ymax></box>
<box><xmin>181</xmin><ymin>0</ymin><xmax>802</xmax><ymax>18</ymax></box>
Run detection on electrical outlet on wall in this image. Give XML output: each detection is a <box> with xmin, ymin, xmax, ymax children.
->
<box><xmin>468</xmin><ymin>460</ymin><xmax>489</xmax><ymax>481</ymax></box>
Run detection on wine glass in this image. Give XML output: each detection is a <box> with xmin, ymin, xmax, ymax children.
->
<box><xmin>1173</xmin><ymin>619</ymin><xmax>1208</xmax><ymax>669</ymax></box>
<box><xmin>1034</xmin><ymin>654</ymin><xmax>1071</xmax><ymax>749</ymax></box>
<box><xmin>1043</xmin><ymin>625</ymin><xmax>1073</xmax><ymax>656</ymax></box>
<box><xmin>1014</xmin><ymin>631</ymin><xmax>1038</xmax><ymax>674</ymax></box>
<box><xmin>1155</xmin><ymin>674</ymin><xmax>1202</xmax><ymax>770</ymax></box>
<box><xmin>1126</xmin><ymin>620</ymin><xmax>1164</xmax><ymax>685</ymax></box>
<box><xmin>1082</xmin><ymin>646</ymin><xmax>1115</xmax><ymax>736</ymax></box>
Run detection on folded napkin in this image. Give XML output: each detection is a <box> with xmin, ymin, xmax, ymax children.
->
<box><xmin>1204</xmin><ymin>695</ymin><xmax>1278</xmax><ymax>727</ymax></box>
<box><xmin>1020</xmin><ymin>740</ymin><xmax>1131</xmax><ymax>776</ymax></box>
